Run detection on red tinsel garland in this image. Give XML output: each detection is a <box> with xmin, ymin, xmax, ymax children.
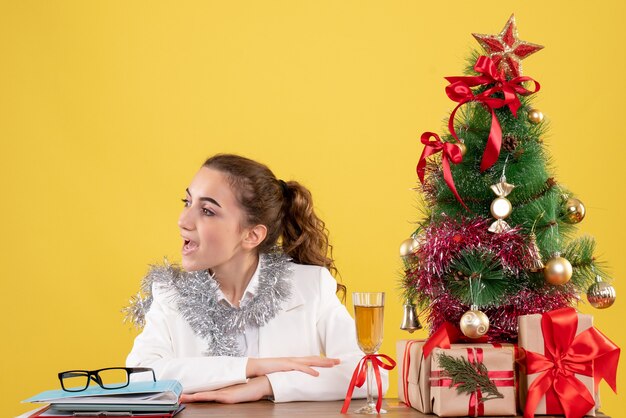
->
<box><xmin>418</xmin><ymin>217</ymin><xmax>532</xmax><ymax>277</ymax></box>
<box><xmin>407</xmin><ymin>216</ymin><xmax>575</xmax><ymax>342</ymax></box>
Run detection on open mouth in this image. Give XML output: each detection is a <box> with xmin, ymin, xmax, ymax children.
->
<box><xmin>182</xmin><ymin>239</ymin><xmax>199</xmax><ymax>255</ymax></box>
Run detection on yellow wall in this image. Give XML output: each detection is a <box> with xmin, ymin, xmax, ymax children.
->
<box><xmin>2</xmin><ymin>1</ymin><xmax>624</xmax><ymax>416</ymax></box>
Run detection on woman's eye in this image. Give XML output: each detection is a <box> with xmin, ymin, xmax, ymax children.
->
<box><xmin>202</xmin><ymin>208</ymin><xmax>215</xmax><ymax>216</ymax></box>
<box><xmin>181</xmin><ymin>198</ymin><xmax>190</xmax><ymax>207</ymax></box>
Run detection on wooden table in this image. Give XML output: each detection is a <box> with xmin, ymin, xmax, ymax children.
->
<box><xmin>18</xmin><ymin>401</ymin><xmax>610</xmax><ymax>417</ymax></box>
<box><xmin>176</xmin><ymin>399</ymin><xmax>610</xmax><ymax>417</ymax></box>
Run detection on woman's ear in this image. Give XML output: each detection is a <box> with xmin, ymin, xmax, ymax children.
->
<box><xmin>242</xmin><ymin>224</ymin><xmax>268</xmax><ymax>250</ymax></box>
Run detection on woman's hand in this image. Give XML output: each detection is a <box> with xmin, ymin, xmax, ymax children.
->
<box><xmin>246</xmin><ymin>356</ymin><xmax>340</xmax><ymax>377</ymax></box>
<box><xmin>180</xmin><ymin>357</ymin><xmax>340</xmax><ymax>404</ymax></box>
<box><xmin>180</xmin><ymin>376</ymin><xmax>272</xmax><ymax>404</ymax></box>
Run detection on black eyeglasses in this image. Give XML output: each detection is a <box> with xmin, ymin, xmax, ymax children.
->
<box><xmin>58</xmin><ymin>367</ymin><xmax>156</xmax><ymax>392</ymax></box>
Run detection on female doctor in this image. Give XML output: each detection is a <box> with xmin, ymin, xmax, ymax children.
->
<box><xmin>125</xmin><ymin>154</ymin><xmax>385</xmax><ymax>404</ymax></box>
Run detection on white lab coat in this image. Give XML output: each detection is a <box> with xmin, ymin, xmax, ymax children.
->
<box><xmin>126</xmin><ymin>262</ymin><xmax>388</xmax><ymax>402</ymax></box>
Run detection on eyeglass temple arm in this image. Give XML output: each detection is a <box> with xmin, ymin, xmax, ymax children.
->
<box><xmin>60</xmin><ymin>372</ymin><xmax>85</xmax><ymax>378</ymax></box>
<box><xmin>129</xmin><ymin>367</ymin><xmax>157</xmax><ymax>382</ymax></box>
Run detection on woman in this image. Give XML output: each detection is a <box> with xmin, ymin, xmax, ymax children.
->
<box><xmin>125</xmin><ymin>154</ymin><xmax>385</xmax><ymax>403</ymax></box>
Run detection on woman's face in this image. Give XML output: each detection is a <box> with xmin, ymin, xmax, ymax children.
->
<box><xmin>178</xmin><ymin>167</ymin><xmax>250</xmax><ymax>272</ymax></box>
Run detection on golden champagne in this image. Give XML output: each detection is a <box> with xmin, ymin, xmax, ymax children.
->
<box><xmin>354</xmin><ymin>305</ymin><xmax>384</xmax><ymax>354</ymax></box>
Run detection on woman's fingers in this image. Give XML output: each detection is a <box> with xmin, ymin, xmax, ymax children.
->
<box><xmin>180</xmin><ymin>391</ymin><xmax>216</xmax><ymax>403</ymax></box>
<box><xmin>291</xmin><ymin>356</ymin><xmax>340</xmax><ymax>367</ymax></box>
<box><xmin>181</xmin><ymin>390</ymin><xmax>236</xmax><ymax>404</ymax></box>
<box><xmin>247</xmin><ymin>356</ymin><xmax>341</xmax><ymax>377</ymax></box>
<box><xmin>180</xmin><ymin>377</ymin><xmax>271</xmax><ymax>404</ymax></box>
<box><xmin>288</xmin><ymin>356</ymin><xmax>340</xmax><ymax>376</ymax></box>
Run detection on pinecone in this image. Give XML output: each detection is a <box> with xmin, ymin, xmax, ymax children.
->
<box><xmin>502</xmin><ymin>134</ymin><xmax>518</xmax><ymax>152</ymax></box>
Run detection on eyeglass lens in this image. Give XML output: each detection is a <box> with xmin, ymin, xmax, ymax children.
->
<box><xmin>60</xmin><ymin>371</ymin><xmax>91</xmax><ymax>392</ymax></box>
<box><xmin>60</xmin><ymin>368</ymin><xmax>129</xmax><ymax>391</ymax></box>
<box><xmin>97</xmin><ymin>368</ymin><xmax>130</xmax><ymax>389</ymax></box>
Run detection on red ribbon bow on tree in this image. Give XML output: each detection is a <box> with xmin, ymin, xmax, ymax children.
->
<box><xmin>445</xmin><ymin>55</ymin><xmax>540</xmax><ymax>172</ymax></box>
<box><xmin>416</xmin><ymin>131</ymin><xmax>467</xmax><ymax>210</ymax></box>
<box><xmin>523</xmin><ymin>308</ymin><xmax>620</xmax><ymax>418</ymax></box>
<box><xmin>341</xmin><ymin>354</ymin><xmax>396</xmax><ymax>414</ymax></box>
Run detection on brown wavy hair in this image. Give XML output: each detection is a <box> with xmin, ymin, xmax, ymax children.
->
<box><xmin>203</xmin><ymin>154</ymin><xmax>345</xmax><ymax>296</ymax></box>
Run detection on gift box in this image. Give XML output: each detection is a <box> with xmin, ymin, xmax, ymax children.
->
<box><xmin>429</xmin><ymin>345</ymin><xmax>517</xmax><ymax>417</ymax></box>
<box><xmin>518</xmin><ymin>308</ymin><xmax>620</xmax><ymax>418</ymax></box>
<box><xmin>396</xmin><ymin>340</ymin><xmax>430</xmax><ymax>413</ymax></box>
<box><xmin>397</xmin><ymin>338</ymin><xmax>518</xmax><ymax>415</ymax></box>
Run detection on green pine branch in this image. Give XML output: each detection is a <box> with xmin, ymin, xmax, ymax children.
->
<box><xmin>445</xmin><ymin>248</ymin><xmax>518</xmax><ymax>306</ymax></box>
<box><xmin>563</xmin><ymin>235</ymin><xmax>608</xmax><ymax>289</ymax></box>
<box><xmin>436</xmin><ymin>352</ymin><xmax>504</xmax><ymax>402</ymax></box>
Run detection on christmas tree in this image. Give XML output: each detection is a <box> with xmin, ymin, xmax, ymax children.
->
<box><xmin>401</xmin><ymin>15</ymin><xmax>616</xmax><ymax>342</ymax></box>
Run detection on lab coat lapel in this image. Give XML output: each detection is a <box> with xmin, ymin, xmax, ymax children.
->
<box><xmin>258</xmin><ymin>282</ymin><xmax>306</xmax><ymax>356</ymax></box>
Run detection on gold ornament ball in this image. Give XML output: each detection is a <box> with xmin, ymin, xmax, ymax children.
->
<box><xmin>456</xmin><ymin>142</ymin><xmax>467</xmax><ymax>157</ymax></box>
<box><xmin>527</xmin><ymin>108</ymin><xmax>544</xmax><ymax>124</ymax></box>
<box><xmin>399</xmin><ymin>237</ymin><xmax>419</xmax><ymax>259</ymax></box>
<box><xmin>544</xmin><ymin>256</ymin><xmax>573</xmax><ymax>285</ymax></box>
<box><xmin>587</xmin><ymin>281</ymin><xmax>616</xmax><ymax>309</ymax></box>
<box><xmin>459</xmin><ymin>309</ymin><xmax>490</xmax><ymax>339</ymax></box>
<box><xmin>490</xmin><ymin>197</ymin><xmax>512</xmax><ymax>219</ymax></box>
<box><xmin>563</xmin><ymin>198</ymin><xmax>586</xmax><ymax>224</ymax></box>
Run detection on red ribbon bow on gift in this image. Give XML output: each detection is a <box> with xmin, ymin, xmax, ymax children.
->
<box><xmin>341</xmin><ymin>353</ymin><xmax>396</xmax><ymax>414</ymax></box>
<box><xmin>416</xmin><ymin>131</ymin><xmax>468</xmax><ymax>210</ymax></box>
<box><xmin>445</xmin><ymin>55</ymin><xmax>540</xmax><ymax>172</ymax></box>
<box><xmin>423</xmin><ymin>322</ymin><xmax>465</xmax><ymax>358</ymax></box>
<box><xmin>524</xmin><ymin>308</ymin><xmax>620</xmax><ymax>418</ymax></box>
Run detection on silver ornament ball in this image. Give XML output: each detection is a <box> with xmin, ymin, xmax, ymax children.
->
<box><xmin>587</xmin><ymin>278</ymin><xmax>616</xmax><ymax>309</ymax></box>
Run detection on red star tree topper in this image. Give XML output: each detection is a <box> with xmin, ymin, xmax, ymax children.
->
<box><xmin>472</xmin><ymin>14</ymin><xmax>543</xmax><ymax>78</ymax></box>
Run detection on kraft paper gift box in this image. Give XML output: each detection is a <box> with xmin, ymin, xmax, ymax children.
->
<box><xmin>518</xmin><ymin>310</ymin><xmax>601</xmax><ymax>417</ymax></box>
<box><xmin>397</xmin><ymin>339</ymin><xmax>517</xmax><ymax>415</ymax></box>
<box><xmin>396</xmin><ymin>340</ymin><xmax>431</xmax><ymax>413</ymax></box>
<box><xmin>429</xmin><ymin>345</ymin><xmax>517</xmax><ymax>417</ymax></box>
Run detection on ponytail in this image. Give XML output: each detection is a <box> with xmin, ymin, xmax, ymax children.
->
<box><xmin>281</xmin><ymin>181</ymin><xmax>335</xmax><ymax>274</ymax></box>
<box><xmin>281</xmin><ymin>181</ymin><xmax>346</xmax><ymax>300</ymax></box>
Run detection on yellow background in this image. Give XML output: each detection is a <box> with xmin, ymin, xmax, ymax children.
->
<box><xmin>2</xmin><ymin>1</ymin><xmax>624</xmax><ymax>416</ymax></box>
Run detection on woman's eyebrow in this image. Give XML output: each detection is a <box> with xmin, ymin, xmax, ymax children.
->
<box><xmin>186</xmin><ymin>188</ymin><xmax>222</xmax><ymax>208</ymax></box>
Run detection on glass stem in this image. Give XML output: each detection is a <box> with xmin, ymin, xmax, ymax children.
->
<box><xmin>366</xmin><ymin>358</ymin><xmax>375</xmax><ymax>408</ymax></box>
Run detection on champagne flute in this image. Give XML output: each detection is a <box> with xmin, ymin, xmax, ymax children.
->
<box><xmin>352</xmin><ymin>292</ymin><xmax>385</xmax><ymax>414</ymax></box>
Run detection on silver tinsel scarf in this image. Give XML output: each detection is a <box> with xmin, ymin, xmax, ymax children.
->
<box><xmin>123</xmin><ymin>252</ymin><xmax>293</xmax><ymax>357</ymax></box>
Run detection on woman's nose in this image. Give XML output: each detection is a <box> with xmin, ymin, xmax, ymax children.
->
<box><xmin>178</xmin><ymin>207</ymin><xmax>194</xmax><ymax>230</ymax></box>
